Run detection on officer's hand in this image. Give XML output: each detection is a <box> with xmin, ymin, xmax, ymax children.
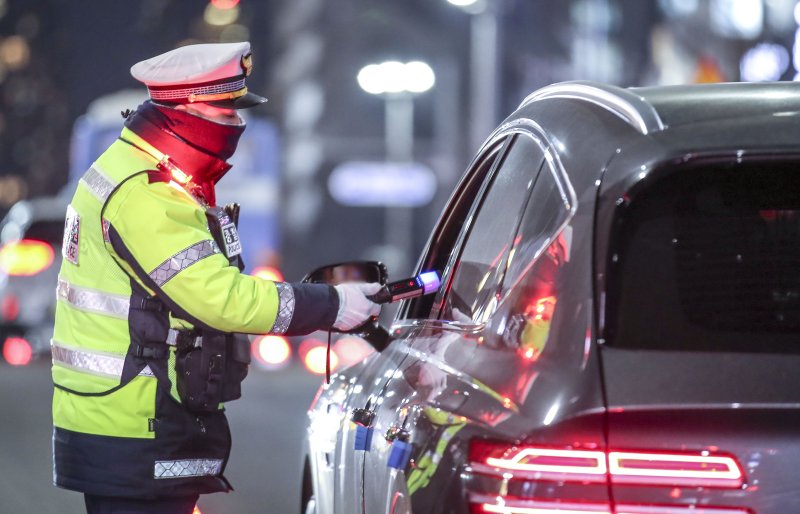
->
<box><xmin>333</xmin><ymin>282</ymin><xmax>382</xmax><ymax>331</ymax></box>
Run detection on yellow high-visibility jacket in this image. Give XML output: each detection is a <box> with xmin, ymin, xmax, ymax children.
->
<box><xmin>52</xmin><ymin>127</ymin><xmax>337</xmax><ymax>497</ymax></box>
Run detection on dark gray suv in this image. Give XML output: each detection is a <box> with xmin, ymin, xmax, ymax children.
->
<box><xmin>302</xmin><ymin>80</ymin><xmax>800</xmax><ymax>514</ymax></box>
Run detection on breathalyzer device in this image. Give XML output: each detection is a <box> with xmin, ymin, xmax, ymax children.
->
<box><xmin>367</xmin><ymin>271</ymin><xmax>440</xmax><ymax>304</ymax></box>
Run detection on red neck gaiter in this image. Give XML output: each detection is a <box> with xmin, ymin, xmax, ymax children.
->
<box><xmin>123</xmin><ymin>101</ymin><xmax>245</xmax><ymax>205</ymax></box>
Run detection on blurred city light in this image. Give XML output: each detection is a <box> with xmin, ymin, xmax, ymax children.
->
<box><xmin>333</xmin><ymin>336</ymin><xmax>374</xmax><ymax>368</ymax></box>
<box><xmin>1</xmin><ymin>294</ymin><xmax>19</xmax><ymax>321</ymax></box>
<box><xmin>251</xmin><ymin>265</ymin><xmax>284</xmax><ymax>282</ymax></box>
<box><xmin>204</xmin><ymin>2</ymin><xmax>239</xmax><ymax>25</ymax></box>
<box><xmin>299</xmin><ymin>337</ymin><xmax>325</xmax><ymax>361</ymax></box>
<box><xmin>795</xmin><ymin>5</ymin><xmax>800</xmax><ymax>80</ymax></box>
<box><xmin>659</xmin><ymin>0</ymin><xmax>699</xmax><ymax>17</ymax></box>
<box><xmin>3</xmin><ymin>336</ymin><xmax>32</xmax><ymax>366</ymax></box>
<box><xmin>740</xmin><ymin>43</ymin><xmax>789</xmax><ymax>81</ymax></box>
<box><xmin>252</xmin><ymin>335</ymin><xmax>292</xmax><ymax>370</ymax></box>
<box><xmin>0</xmin><ymin>240</ymin><xmax>54</xmax><ymax>276</ymax></box>
<box><xmin>299</xmin><ymin>337</ymin><xmax>340</xmax><ymax>375</ymax></box>
<box><xmin>304</xmin><ymin>345</ymin><xmax>338</xmax><ymax>375</ymax></box>
<box><xmin>357</xmin><ymin>60</ymin><xmax>435</xmax><ymax>95</ymax></box>
<box><xmin>210</xmin><ymin>0</ymin><xmax>240</xmax><ymax>9</ymax></box>
<box><xmin>445</xmin><ymin>0</ymin><xmax>486</xmax><ymax>14</ymax></box>
<box><xmin>328</xmin><ymin>161</ymin><xmax>436</xmax><ymax>207</ymax></box>
<box><xmin>710</xmin><ymin>0</ymin><xmax>763</xmax><ymax>39</ymax></box>
<box><xmin>0</xmin><ymin>36</ymin><xmax>30</xmax><ymax>71</ymax></box>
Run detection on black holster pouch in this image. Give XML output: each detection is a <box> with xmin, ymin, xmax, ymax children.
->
<box><xmin>175</xmin><ymin>330</ymin><xmax>251</xmax><ymax>413</ymax></box>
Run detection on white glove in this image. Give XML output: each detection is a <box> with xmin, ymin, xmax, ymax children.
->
<box><xmin>333</xmin><ymin>282</ymin><xmax>382</xmax><ymax>331</ymax></box>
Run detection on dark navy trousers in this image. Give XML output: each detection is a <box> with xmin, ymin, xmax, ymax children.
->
<box><xmin>84</xmin><ymin>494</ymin><xmax>199</xmax><ymax>514</ymax></box>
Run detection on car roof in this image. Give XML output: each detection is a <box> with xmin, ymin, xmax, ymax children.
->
<box><xmin>507</xmin><ymin>80</ymin><xmax>800</xmax><ymax>189</ymax></box>
<box><xmin>631</xmin><ymin>81</ymin><xmax>800</xmax><ymax>130</ymax></box>
<box><xmin>518</xmin><ymin>80</ymin><xmax>800</xmax><ymax>136</ymax></box>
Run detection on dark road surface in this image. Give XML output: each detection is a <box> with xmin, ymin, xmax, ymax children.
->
<box><xmin>0</xmin><ymin>358</ymin><xmax>323</xmax><ymax>514</ymax></box>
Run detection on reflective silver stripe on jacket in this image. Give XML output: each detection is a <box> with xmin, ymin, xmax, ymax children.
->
<box><xmin>149</xmin><ymin>240</ymin><xmax>220</xmax><ymax>287</ymax></box>
<box><xmin>51</xmin><ymin>340</ymin><xmax>153</xmax><ymax>379</ymax></box>
<box><xmin>57</xmin><ymin>277</ymin><xmax>130</xmax><ymax>319</ymax></box>
<box><xmin>80</xmin><ymin>164</ymin><xmax>117</xmax><ymax>202</ymax></box>
<box><xmin>154</xmin><ymin>459</ymin><xmax>223</xmax><ymax>479</ymax></box>
<box><xmin>270</xmin><ymin>282</ymin><xmax>295</xmax><ymax>334</ymax></box>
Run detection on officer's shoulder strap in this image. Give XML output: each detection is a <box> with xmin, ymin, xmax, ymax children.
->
<box><xmin>98</xmin><ymin>169</ymin><xmax>155</xmax><ymax>223</ymax></box>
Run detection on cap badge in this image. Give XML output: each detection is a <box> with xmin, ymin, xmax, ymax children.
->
<box><xmin>241</xmin><ymin>53</ymin><xmax>253</xmax><ymax>77</ymax></box>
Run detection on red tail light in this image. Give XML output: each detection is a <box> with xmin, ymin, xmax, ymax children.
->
<box><xmin>471</xmin><ymin>496</ymin><xmax>611</xmax><ymax>513</ymax></box>
<box><xmin>470</xmin><ymin>499</ymin><xmax>750</xmax><ymax>514</ymax></box>
<box><xmin>470</xmin><ymin>442</ymin><xmax>743</xmax><ymax>488</ymax></box>
<box><xmin>608</xmin><ymin>451</ymin><xmax>743</xmax><ymax>488</ymax></box>
<box><xmin>0</xmin><ymin>239</ymin><xmax>55</xmax><ymax>276</ymax></box>
<box><xmin>3</xmin><ymin>336</ymin><xmax>32</xmax><ymax>366</ymax></box>
<box><xmin>470</xmin><ymin>441</ymin><xmax>606</xmax><ymax>482</ymax></box>
<box><xmin>469</xmin><ymin>442</ymin><xmax>748</xmax><ymax>514</ymax></box>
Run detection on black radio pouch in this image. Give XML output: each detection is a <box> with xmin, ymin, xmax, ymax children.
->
<box><xmin>206</xmin><ymin>203</ymin><xmax>245</xmax><ymax>271</ymax></box>
<box><xmin>173</xmin><ymin>203</ymin><xmax>251</xmax><ymax>413</ymax></box>
<box><xmin>175</xmin><ymin>330</ymin><xmax>251</xmax><ymax>413</ymax></box>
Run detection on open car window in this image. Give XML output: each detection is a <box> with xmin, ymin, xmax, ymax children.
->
<box><xmin>440</xmin><ymin>135</ymin><xmax>545</xmax><ymax>325</ymax></box>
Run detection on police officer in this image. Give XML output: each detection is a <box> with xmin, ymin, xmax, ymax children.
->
<box><xmin>52</xmin><ymin>42</ymin><xmax>381</xmax><ymax>513</ymax></box>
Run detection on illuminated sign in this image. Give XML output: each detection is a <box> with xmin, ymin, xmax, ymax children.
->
<box><xmin>328</xmin><ymin>161</ymin><xmax>437</xmax><ymax>207</ymax></box>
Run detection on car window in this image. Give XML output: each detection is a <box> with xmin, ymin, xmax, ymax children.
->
<box><xmin>606</xmin><ymin>161</ymin><xmax>800</xmax><ymax>353</ymax></box>
<box><xmin>397</xmin><ymin>138</ymin><xmax>509</xmax><ymax>321</ymax></box>
<box><xmin>440</xmin><ymin>135</ymin><xmax>545</xmax><ymax>324</ymax></box>
<box><xmin>502</xmin><ymin>163</ymin><xmax>572</xmax><ymax>295</ymax></box>
<box><xmin>477</xmin><ymin>163</ymin><xmax>573</xmax><ymax>357</ymax></box>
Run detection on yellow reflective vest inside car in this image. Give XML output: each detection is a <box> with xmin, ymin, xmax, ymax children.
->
<box><xmin>52</xmin><ymin>127</ymin><xmax>337</xmax><ymax>498</ymax></box>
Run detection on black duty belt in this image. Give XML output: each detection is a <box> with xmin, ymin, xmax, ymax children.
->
<box><xmin>166</xmin><ymin>329</ymin><xmax>203</xmax><ymax>350</ymax></box>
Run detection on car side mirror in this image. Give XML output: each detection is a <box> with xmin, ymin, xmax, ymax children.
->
<box><xmin>302</xmin><ymin>261</ymin><xmax>392</xmax><ymax>351</ymax></box>
<box><xmin>302</xmin><ymin>260</ymin><xmax>388</xmax><ymax>287</ymax></box>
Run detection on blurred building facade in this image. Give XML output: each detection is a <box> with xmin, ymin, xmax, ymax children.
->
<box><xmin>1</xmin><ymin>0</ymin><xmax>798</xmax><ymax>277</ymax></box>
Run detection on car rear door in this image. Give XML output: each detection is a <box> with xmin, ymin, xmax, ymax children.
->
<box><xmin>599</xmin><ymin>155</ymin><xmax>800</xmax><ymax>514</ymax></box>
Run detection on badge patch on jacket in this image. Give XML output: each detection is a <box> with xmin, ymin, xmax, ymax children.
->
<box><xmin>62</xmin><ymin>204</ymin><xmax>80</xmax><ymax>265</ymax></box>
<box><xmin>219</xmin><ymin>213</ymin><xmax>242</xmax><ymax>258</ymax></box>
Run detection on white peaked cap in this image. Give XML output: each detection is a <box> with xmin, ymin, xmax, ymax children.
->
<box><xmin>130</xmin><ymin>42</ymin><xmax>266</xmax><ymax>109</ymax></box>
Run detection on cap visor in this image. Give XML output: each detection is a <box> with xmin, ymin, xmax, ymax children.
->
<box><xmin>209</xmin><ymin>91</ymin><xmax>268</xmax><ymax>109</ymax></box>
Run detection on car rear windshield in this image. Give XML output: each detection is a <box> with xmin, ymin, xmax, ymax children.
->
<box><xmin>606</xmin><ymin>161</ymin><xmax>800</xmax><ymax>353</ymax></box>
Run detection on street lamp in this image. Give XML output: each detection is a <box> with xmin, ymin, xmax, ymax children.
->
<box><xmin>446</xmin><ymin>0</ymin><xmax>486</xmax><ymax>14</ymax></box>
<box><xmin>357</xmin><ymin>60</ymin><xmax>435</xmax><ymax>274</ymax></box>
<box><xmin>445</xmin><ymin>0</ymin><xmax>500</xmax><ymax>152</ymax></box>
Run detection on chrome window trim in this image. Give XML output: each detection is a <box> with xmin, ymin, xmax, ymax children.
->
<box><xmin>435</xmin><ymin>120</ymin><xmax>578</xmax><ymax>325</ymax></box>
